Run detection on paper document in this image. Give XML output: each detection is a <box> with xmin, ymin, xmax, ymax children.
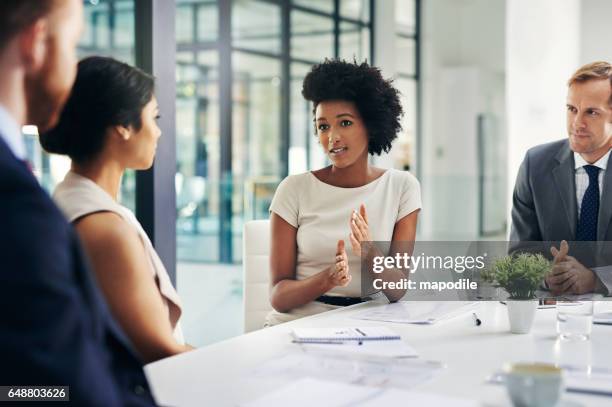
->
<box><xmin>248</xmin><ymin>352</ymin><xmax>443</xmax><ymax>389</ymax></box>
<box><xmin>292</xmin><ymin>326</ymin><xmax>400</xmax><ymax>343</ymax></box>
<box><xmin>242</xmin><ymin>377</ymin><xmax>478</xmax><ymax>407</ymax></box>
<box><xmin>353</xmin><ymin>301</ymin><xmax>477</xmax><ymax>324</ymax></box>
<box><xmin>299</xmin><ymin>339</ymin><xmax>418</xmax><ymax>359</ymax></box>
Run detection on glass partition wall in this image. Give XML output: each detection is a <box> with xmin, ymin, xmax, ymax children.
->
<box><xmin>175</xmin><ymin>0</ymin><xmax>373</xmax><ymax>265</ymax></box>
<box><xmin>27</xmin><ymin>0</ymin><xmax>137</xmax><ymax>210</ymax></box>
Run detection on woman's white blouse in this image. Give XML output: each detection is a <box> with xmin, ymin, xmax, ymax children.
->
<box><xmin>53</xmin><ymin>171</ymin><xmax>185</xmax><ymax>343</ymax></box>
<box><xmin>267</xmin><ymin>168</ymin><xmax>421</xmax><ymax>325</ymax></box>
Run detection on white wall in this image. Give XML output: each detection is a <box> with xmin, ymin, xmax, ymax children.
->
<box><xmin>420</xmin><ymin>0</ymin><xmax>506</xmax><ymax>239</ymax></box>
<box><xmin>580</xmin><ymin>0</ymin><xmax>612</xmax><ymax>63</ymax></box>
<box><xmin>505</xmin><ymin>0</ymin><xmax>581</xmax><ymax>228</ymax></box>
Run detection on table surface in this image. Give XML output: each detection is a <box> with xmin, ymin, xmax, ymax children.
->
<box><xmin>145</xmin><ymin>301</ymin><xmax>612</xmax><ymax>407</ymax></box>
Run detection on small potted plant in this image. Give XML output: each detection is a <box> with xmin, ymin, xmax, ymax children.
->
<box><xmin>483</xmin><ymin>253</ymin><xmax>551</xmax><ymax>334</ymax></box>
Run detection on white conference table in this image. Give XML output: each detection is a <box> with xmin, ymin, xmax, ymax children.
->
<box><xmin>146</xmin><ymin>301</ymin><xmax>612</xmax><ymax>406</ymax></box>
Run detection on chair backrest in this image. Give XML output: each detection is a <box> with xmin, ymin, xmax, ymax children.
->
<box><xmin>242</xmin><ymin>219</ymin><xmax>272</xmax><ymax>333</ymax></box>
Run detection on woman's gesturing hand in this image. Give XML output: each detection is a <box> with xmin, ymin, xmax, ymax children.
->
<box><xmin>349</xmin><ymin>204</ymin><xmax>372</xmax><ymax>257</ymax></box>
<box><xmin>329</xmin><ymin>239</ymin><xmax>351</xmax><ymax>287</ymax></box>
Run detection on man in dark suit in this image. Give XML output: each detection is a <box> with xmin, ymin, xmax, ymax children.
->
<box><xmin>0</xmin><ymin>1</ymin><xmax>156</xmax><ymax>405</ymax></box>
<box><xmin>510</xmin><ymin>61</ymin><xmax>612</xmax><ymax>296</ymax></box>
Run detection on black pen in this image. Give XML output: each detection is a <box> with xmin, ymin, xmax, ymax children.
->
<box><xmin>355</xmin><ymin>328</ymin><xmax>366</xmax><ymax>345</ymax></box>
<box><xmin>472</xmin><ymin>312</ymin><xmax>482</xmax><ymax>326</ymax></box>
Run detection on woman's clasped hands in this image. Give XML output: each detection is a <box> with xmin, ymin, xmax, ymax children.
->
<box><xmin>328</xmin><ymin>204</ymin><xmax>373</xmax><ymax>288</ymax></box>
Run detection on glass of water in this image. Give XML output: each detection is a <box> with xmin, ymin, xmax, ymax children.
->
<box><xmin>556</xmin><ymin>300</ymin><xmax>594</xmax><ymax>340</ymax></box>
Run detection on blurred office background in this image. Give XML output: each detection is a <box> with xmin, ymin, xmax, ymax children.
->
<box><xmin>24</xmin><ymin>0</ymin><xmax>611</xmax><ymax>346</ymax></box>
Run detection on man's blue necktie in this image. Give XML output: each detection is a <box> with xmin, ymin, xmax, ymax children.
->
<box><xmin>576</xmin><ymin>165</ymin><xmax>600</xmax><ymax>241</ymax></box>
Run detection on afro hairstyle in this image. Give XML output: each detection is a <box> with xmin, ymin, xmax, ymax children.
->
<box><xmin>301</xmin><ymin>59</ymin><xmax>403</xmax><ymax>155</ymax></box>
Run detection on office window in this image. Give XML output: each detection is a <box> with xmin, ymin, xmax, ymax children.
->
<box><xmin>176</xmin><ymin>0</ymin><xmax>374</xmax><ymax>269</ymax></box>
<box><xmin>197</xmin><ymin>2</ymin><xmax>218</xmax><ymax>42</ymax></box>
<box><xmin>176</xmin><ymin>3</ymin><xmax>195</xmax><ymax>44</ymax></box>
<box><xmin>291</xmin><ymin>10</ymin><xmax>334</xmax><ymax>62</ymax></box>
<box><xmin>233</xmin><ymin>1</ymin><xmax>281</xmax><ymax>54</ymax></box>
<box><xmin>340</xmin><ymin>0</ymin><xmax>370</xmax><ymax>22</ymax></box>
<box><xmin>27</xmin><ymin>0</ymin><xmax>136</xmax><ymax>211</ymax></box>
<box><xmin>396</xmin><ymin>0</ymin><xmax>417</xmax><ymax>34</ymax></box>
<box><xmin>293</xmin><ymin>0</ymin><xmax>334</xmax><ymax>14</ymax></box>
<box><xmin>289</xmin><ymin>62</ymin><xmax>313</xmax><ymax>175</ymax></box>
<box><xmin>339</xmin><ymin>22</ymin><xmax>370</xmax><ymax>61</ymax></box>
<box><xmin>233</xmin><ymin>52</ymin><xmax>282</xmax><ymax>227</ymax></box>
<box><xmin>176</xmin><ymin>50</ymin><xmax>219</xmax><ymax>262</ymax></box>
<box><xmin>395</xmin><ymin>78</ymin><xmax>417</xmax><ymax>170</ymax></box>
<box><xmin>394</xmin><ymin>0</ymin><xmax>418</xmax><ymax>172</ymax></box>
<box><xmin>396</xmin><ymin>35</ymin><xmax>416</xmax><ymax>76</ymax></box>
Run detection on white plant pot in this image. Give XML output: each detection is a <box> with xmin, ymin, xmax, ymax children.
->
<box><xmin>507</xmin><ymin>300</ymin><xmax>538</xmax><ymax>334</ymax></box>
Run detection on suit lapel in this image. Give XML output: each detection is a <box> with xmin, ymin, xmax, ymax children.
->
<box><xmin>598</xmin><ymin>152</ymin><xmax>612</xmax><ymax>240</ymax></box>
<box><xmin>552</xmin><ymin>142</ymin><xmax>577</xmax><ymax>239</ymax></box>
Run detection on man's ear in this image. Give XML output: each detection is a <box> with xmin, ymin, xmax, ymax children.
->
<box><xmin>19</xmin><ymin>19</ymin><xmax>49</xmax><ymax>73</ymax></box>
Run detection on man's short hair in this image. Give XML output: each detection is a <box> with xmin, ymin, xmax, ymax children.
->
<box><xmin>0</xmin><ymin>0</ymin><xmax>58</xmax><ymax>51</ymax></box>
<box><xmin>568</xmin><ymin>61</ymin><xmax>612</xmax><ymax>106</ymax></box>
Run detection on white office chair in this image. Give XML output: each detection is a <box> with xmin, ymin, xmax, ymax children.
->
<box><xmin>243</xmin><ymin>219</ymin><xmax>273</xmax><ymax>333</ymax></box>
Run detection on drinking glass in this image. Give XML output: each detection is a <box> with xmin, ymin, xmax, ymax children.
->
<box><xmin>556</xmin><ymin>300</ymin><xmax>594</xmax><ymax>341</ymax></box>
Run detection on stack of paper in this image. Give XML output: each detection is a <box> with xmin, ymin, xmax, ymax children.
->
<box><xmin>248</xmin><ymin>353</ymin><xmax>442</xmax><ymax>389</ymax></box>
<box><xmin>353</xmin><ymin>301</ymin><xmax>477</xmax><ymax>324</ymax></box>
<box><xmin>241</xmin><ymin>377</ymin><xmax>478</xmax><ymax>407</ymax></box>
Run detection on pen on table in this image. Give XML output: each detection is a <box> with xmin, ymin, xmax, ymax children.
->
<box><xmin>355</xmin><ymin>327</ymin><xmax>366</xmax><ymax>345</ymax></box>
<box><xmin>472</xmin><ymin>312</ymin><xmax>482</xmax><ymax>326</ymax></box>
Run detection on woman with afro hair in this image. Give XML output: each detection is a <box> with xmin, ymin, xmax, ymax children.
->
<box><xmin>266</xmin><ymin>59</ymin><xmax>422</xmax><ymax>325</ymax></box>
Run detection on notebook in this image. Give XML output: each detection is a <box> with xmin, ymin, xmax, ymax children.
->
<box><xmin>291</xmin><ymin>326</ymin><xmax>400</xmax><ymax>343</ymax></box>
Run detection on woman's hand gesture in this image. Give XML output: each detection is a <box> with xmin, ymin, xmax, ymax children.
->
<box><xmin>349</xmin><ymin>204</ymin><xmax>372</xmax><ymax>257</ymax></box>
<box><xmin>329</xmin><ymin>240</ymin><xmax>351</xmax><ymax>287</ymax></box>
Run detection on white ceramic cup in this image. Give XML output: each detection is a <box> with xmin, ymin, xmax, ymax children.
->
<box><xmin>504</xmin><ymin>363</ymin><xmax>564</xmax><ymax>407</ymax></box>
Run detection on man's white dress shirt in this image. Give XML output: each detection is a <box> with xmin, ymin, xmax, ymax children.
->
<box><xmin>0</xmin><ymin>104</ymin><xmax>25</xmax><ymax>160</ymax></box>
<box><xmin>574</xmin><ymin>150</ymin><xmax>610</xmax><ymax>216</ymax></box>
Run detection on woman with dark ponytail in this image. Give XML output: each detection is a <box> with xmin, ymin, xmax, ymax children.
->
<box><xmin>41</xmin><ymin>56</ymin><xmax>193</xmax><ymax>363</ymax></box>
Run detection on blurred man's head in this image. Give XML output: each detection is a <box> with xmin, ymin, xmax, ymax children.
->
<box><xmin>566</xmin><ymin>61</ymin><xmax>612</xmax><ymax>163</ymax></box>
<box><xmin>0</xmin><ymin>0</ymin><xmax>83</xmax><ymax>131</ymax></box>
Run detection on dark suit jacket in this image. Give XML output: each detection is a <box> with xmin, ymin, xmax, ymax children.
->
<box><xmin>0</xmin><ymin>137</ymin><xmax>157</xmax><ymax>406</ymax></box>
<box><xmin>509</xmin><ymin>139</ymin><xmax>612</xmax><ymax>292</ymax></box>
